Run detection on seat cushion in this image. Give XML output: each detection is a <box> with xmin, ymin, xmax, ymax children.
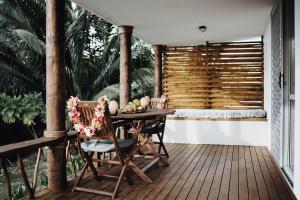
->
<box><xmin>81</xmin><ymin>139</ymin><xmax>135</xmax><ymax>153</ymax></box>
<box><xmin>140</xmin><ymin>122</ymin><xmax>165</xmax><ymax>134</ymax></box>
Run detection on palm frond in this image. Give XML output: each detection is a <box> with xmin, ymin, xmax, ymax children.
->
<box><xmin>13</xmin><ymin>29</ymin><xmax>45</xmax><ymax>56</ymax></box>
<box><xmin>0</xmin><ymin>0</ymin><xmax>35</xmax><ymax>33</ymax></box>
<box><xmin>93</xmin><ymin>84</ymin><xmax>120</xmax><ymax>101</ymax></box>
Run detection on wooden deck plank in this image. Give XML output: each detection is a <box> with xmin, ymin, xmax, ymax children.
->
<box><xmin>165</xmin><ymin>145</ymin><xmax>208</xmax><ymax>200</ymax></box>
<box><xmin>123</xmin><ymin>144</ymin><xmax>193</xmax><ymax>200</ymax></box>
<box><xmin>260</xmin><ymin>147</ymin><xmax>296</xmax><ymax>200</ymax></box>
<box><xmin>163</xmin><ymin>145</ymin><xmax>208</xmax><ymax>200</ymax></box>
<box><xmin>97</xmin><ymin>143</ymin><xmax>182</xmax><ymax>200</ymax></box>
<box><xmin>34</xmin><ymin>144</ymin><xmax>296</xmax><ymax>200</ymax></box>
<box><xmin>186</xmin><ymin>145</ymin><xmax>219</xmax><ymax>200</ymax></box>
<box><xmin>255</xmin><ymin>146</ymin><xmax>281</xmax><ymax>200</ymax></box>
<box><xmin>238</xmin><ymin>146</ymin><xmax>249</xmax><ymax>200</ymax></box>
<box><xmin>197</xmin><ymin>145</ymin><xmax>225</xmax><ymax>199</ymax></box>
<box><xmin>148</xmin><ymin>145</ymin><xmax>205</xmax><ymax>200</ymax></box>
<box><xmin>244</xmin><ymin>146</ymin><xmax>259</xmax><ymax>200</ymax></box>
<box><xmin>143</xmin><ymin>145</ymin><xmax>202</xmax><ymax>200</ymax></box>
<box><xmin>259</xmin><ymin>147</ymin><xmax>291</xmax><ymax>200</ymax></box>
<box><xmin>267</xmin><ymin>147</ymin><xmax>297</xmax><ymax>200</ymax></box>
<box><xmin>122</xmin><ymin>144</ymin><xmax>198</xmax><ymax>200</ymax></box>
<box><xmin>175</xmin><ymin>145</ymin><xmax>214</xmax><ymax>200</ymax></box>
<box><xmin>249</xmin><ymin>146</ymin><xmax>270</xmax><ymax>200</ymax></box>
<box><xmin>218</xmin><ymin>145</ymin><xmax>233</xmax><ymax>200</ymax></box>
<box><xmin>207</xmin><ymin>146</ymin><xmax>228</xmax><ymax>200</ymax></box>
<box><xmin>229</xmin><ymin>145</ymin><xmax>239</xmax><ymax>200</ymax></box>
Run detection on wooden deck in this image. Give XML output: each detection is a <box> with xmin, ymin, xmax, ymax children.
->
<box><xmin>36</xmin><ymin>144</ymin><xmax>296</xmax><ymax>200</ymax></box>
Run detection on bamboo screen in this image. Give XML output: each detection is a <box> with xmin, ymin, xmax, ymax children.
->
<box><xmin>163</xmin><ymin>41</ymin><xmax>264</xmax><ymax>109</ymax></box>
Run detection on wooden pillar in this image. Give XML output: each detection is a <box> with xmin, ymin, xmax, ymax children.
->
<box><xmin>153</xmin><ymin>45</ymin><xmax>163</xmax><ymax>97</ymax></box>
<box><xmin>45</xmin><ymin>0</ymin><xmax>67</xmax><ymax>191</ymax></box>
<box><xmin>119</xmin><ymin>25</ymin><xmax>133</xmax><ymax>108</ymax></box>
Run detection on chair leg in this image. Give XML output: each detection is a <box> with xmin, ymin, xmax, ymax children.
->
<box><xmin>84</xmin><ymin>152</ymin><xmax>101</xmax><ymax>181</ymax></box>
<box><xmin>72</xmin><ymin>162</ymin><xmax>88</xmax><ymax>191</ymax></box>
<box><xmin>157</xmin><ymin>133</ymin><xmax>163</xmax><ymax>154</ymax></box>
<box><xmin>112</xmin><ymin>161</ymin><xmax>130</xmax><ymax>199</ymax></box>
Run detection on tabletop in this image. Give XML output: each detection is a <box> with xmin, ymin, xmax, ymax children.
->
<box><xmin>111</xmin><ymin>109</ymin><xmax>175</xmax><ymax>121</ymax></box>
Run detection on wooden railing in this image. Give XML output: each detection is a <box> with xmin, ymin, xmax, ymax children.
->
<box><xmin>0</xmin><ymin>135</ymin><xmax>77</xmax><ymax>200</ymax></box>
<box><xmin>0</xmin><ymin>120</ymin><xmax>126</xmax><ymax>200</ymax></box>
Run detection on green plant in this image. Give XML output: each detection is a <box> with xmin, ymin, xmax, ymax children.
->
<box><xmin>40</xmin><ymin>170</ymin><xmax>48</xmax><ymax>187</ymax></box>
<box><xmin>66</xmin><ymin>154</ymin><xmax>84</xmax><ymax>177</ymax></box>
<box><xmin>12</xmin><ymin>185</ymin><xmax>27</xmax><ymax>200</ymax></box>
<box><xmin>0</xmin><ymin>95</ymin><xmax>23</xmax><ymax>124</ymax></box>
<box><xmin>0</xmin><ymin>92</ymin><xmax>45</xmax><ymax>138</ymax></box>
<box><xmin>0</xmin><ymin>0</ymin><xmax>154</xmax><ymax>100</ymax></box>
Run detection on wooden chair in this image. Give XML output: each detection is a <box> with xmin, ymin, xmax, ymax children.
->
<box><xmin>72</xmin><ymin>101</ymin><xmax>135</xmax><ymax>199</ymax></box>
<box><xmin>142</xmin><ymin>98</ymin><xmax>169</xmax><ymax>157</ymax></box>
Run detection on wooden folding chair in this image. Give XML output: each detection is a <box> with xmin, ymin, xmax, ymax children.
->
<box><xmin>72</xmin><ymin>101</ymin><xmax>136</xmax><ymax>199</ymax></box>
<box><xmin>142</xmin><ymin>98</ymin><xmax>169</xmax><ymax>157</ymax></box>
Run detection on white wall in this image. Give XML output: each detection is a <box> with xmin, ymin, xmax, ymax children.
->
<box><xmin>264</xmin><ymin>19</ymin><xmax>272</xmax><ymax>151</ymax></box>
<box><xmin>163</xmin><ymin>120</ymin><xmax>268</xmax><ymax>146</ymax></box>
<box><xmin>293</xmin><ymin>0</ymin><xmax>300</xmax><ymax>198</ymax></box>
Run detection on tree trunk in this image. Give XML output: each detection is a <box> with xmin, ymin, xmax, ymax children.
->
<box><xmin>119</xmin><ymin>26</ymin><xmax>133</xmax><ymax>108</ymax></box>
<box><xmin>153</xmin><ymin>45</ymin><xmax>163</xmax><ymax>97</ymax></box>
<box><xmin>45</xmin><ymin>0</ymin><xmax>67</xmax><ymax>191</ymax></box>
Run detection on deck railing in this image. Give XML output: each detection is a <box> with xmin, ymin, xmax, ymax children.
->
<box><xmin>0</xmin><ymin>120</ymin><xmax>126</xmax><ymax>200</ymax></box>
<box><xmin>0</xmin><ymin>135</ymin><xmax>77</xmax><ymax>200</ymax></box>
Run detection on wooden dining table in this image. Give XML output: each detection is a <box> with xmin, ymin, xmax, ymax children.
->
<box><xmin>111</xmin><ymin>109</ymin><xmax>175</xmax><ymax>183</ymax></box>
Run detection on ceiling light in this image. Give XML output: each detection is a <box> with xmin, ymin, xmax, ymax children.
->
<box><xmin>199</xmin><ymin>26</ymin><xmax>207</xmax><ymax>32</ymax></box>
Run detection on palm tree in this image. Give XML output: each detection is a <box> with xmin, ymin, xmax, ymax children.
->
<box><xmin>0</xmin><ymin>0</ymin><xmax>154</xmax><ymax>101</ymax></box>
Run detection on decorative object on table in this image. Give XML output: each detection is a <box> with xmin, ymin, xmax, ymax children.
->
<box><xmin>69</xmin><ymin>97</ymin><xmax>141</xmax><ymax>199</ymax></box>
<box><xmin>140</xmin><ymin>96</ymin><xmax>151</xmax><ymax>109</ymax></box>
<box><xmin>157</xmin><ymin>95</ymin><xmax>168</xmax><ymax>109</ymax></box>
<box><xmin>132</xmin><ymin>99</ymin><xmax>141</xmax><ymax>107</ymax></box>
<box><xmin>109</xmin><ymin>100</ymin><xmax>119</xmax><ymax>115</ymax></box>
<box><xmin>121</xmin><ymin>97</ymin><xmax>148</xmax><ymax>113</ymax></box>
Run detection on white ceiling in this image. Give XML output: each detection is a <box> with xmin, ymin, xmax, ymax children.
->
<box><xmin>72</xmin><ymin>0</ymin><xmax>273</xmax><ymax>45</ymax></box>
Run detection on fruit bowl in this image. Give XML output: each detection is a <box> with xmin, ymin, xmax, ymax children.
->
<box><xmin>120</xmin><ymin>108</ymin><xmax>145</xmax><ymax>114</ymax></box>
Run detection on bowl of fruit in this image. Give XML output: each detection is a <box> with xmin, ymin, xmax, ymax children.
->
<box><xmin>121</xmin><ymin>97</ymin><xmax>150</xmax><ymax>113</ymax></box>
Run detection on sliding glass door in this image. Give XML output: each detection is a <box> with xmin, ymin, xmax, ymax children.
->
<box><xmin>282</xmin><ymin>0</ymin><xmax>295</xmax><ymax>183</ymax></box>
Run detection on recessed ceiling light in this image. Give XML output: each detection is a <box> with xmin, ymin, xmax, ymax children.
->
<box><xmin>199</xmin><ymin>26</ymin><xmax>207</xmax><ymax>32</ymax></box>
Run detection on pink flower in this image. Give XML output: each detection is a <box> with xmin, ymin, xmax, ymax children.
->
<box><xmin>84</xmin><ymin>127</ymin><xmax>95</xmax><ymax>137</ymax></box>
<box><xmin>74</xmin><ymin>123</ymin><xmax>84</xmax><ymax>134</ymax></box>
<box><xmin>67</xmin><ymin>95</ymin><xmax>109</xmax><ymax>138</ymax></box>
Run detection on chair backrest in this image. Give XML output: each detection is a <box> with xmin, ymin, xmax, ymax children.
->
<box><xmin>150</xmin><ymin>97</ymin><xmax>168</xmax><ymax>109</ymax></box>
<box><xmin>76</xmin><ymin>101</ymin><xmax>116</xmax><ymax>141</ymax></box>
<box><xmin>76</xmin><ymin>101</ymin><xmax>125</xmax><ymax>162</ymax></box>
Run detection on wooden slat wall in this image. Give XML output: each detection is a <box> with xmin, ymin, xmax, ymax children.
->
<box><xmin>163</xmin><ymin>41</ymin><xmax>264</xmax><ymax>109</ymax></box>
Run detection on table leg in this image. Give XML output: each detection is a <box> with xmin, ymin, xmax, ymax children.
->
<box><xmin>129</xmin><ymin>161</ymin><xmax>152</xmax><ymax>183</ymax></box>
<box><xmin>138</xmin><ymin>136</ymin><xmax>169</xmax><ymax>166</ymax></box>
<box><xmin>130</xmin><ymin>120</ymin><xmax>169</xmax><ymax>166</ymax></box>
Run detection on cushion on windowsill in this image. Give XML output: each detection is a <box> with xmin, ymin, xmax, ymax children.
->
<box><xmin>167</xmin><ymin>109</ymin><xmax>267</xmax><ymax>119</ymax></box>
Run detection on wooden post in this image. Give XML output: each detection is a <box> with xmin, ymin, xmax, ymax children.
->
<box><xmin>153</xmin><ymin>45</ymin><xmax>163</xmax><ymax>98</ymax></box>
<box><xmin>45</xmin><ymin>0</ymin><xmax>67</xmax><ymax>191</ymax></box>
<box><xmin>119</xmin><ymin>25</ymin><xmax>133</xmax><ymax>108</ymax></box>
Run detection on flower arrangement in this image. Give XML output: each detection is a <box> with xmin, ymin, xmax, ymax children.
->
<box><xmin>66</xmin><ymin>96</ymin><xmax>109</xmax><ymax>137</ymax></box>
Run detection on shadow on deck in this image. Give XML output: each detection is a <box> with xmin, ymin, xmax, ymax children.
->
<box><xmin>36</xmin><ymin>144</ymin><xmax>296</xmax><ymax>200</ymax></box>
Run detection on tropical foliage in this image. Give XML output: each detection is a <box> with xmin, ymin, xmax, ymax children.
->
<box><xmin>0</xmin><ymin>92</ymin><xmax>45</xmax><ymax>139</ymax></box>
<box><xmin>0</xmin><ymin>0</ymin><xmax>154</xmax><ymax>101</ymax></box>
